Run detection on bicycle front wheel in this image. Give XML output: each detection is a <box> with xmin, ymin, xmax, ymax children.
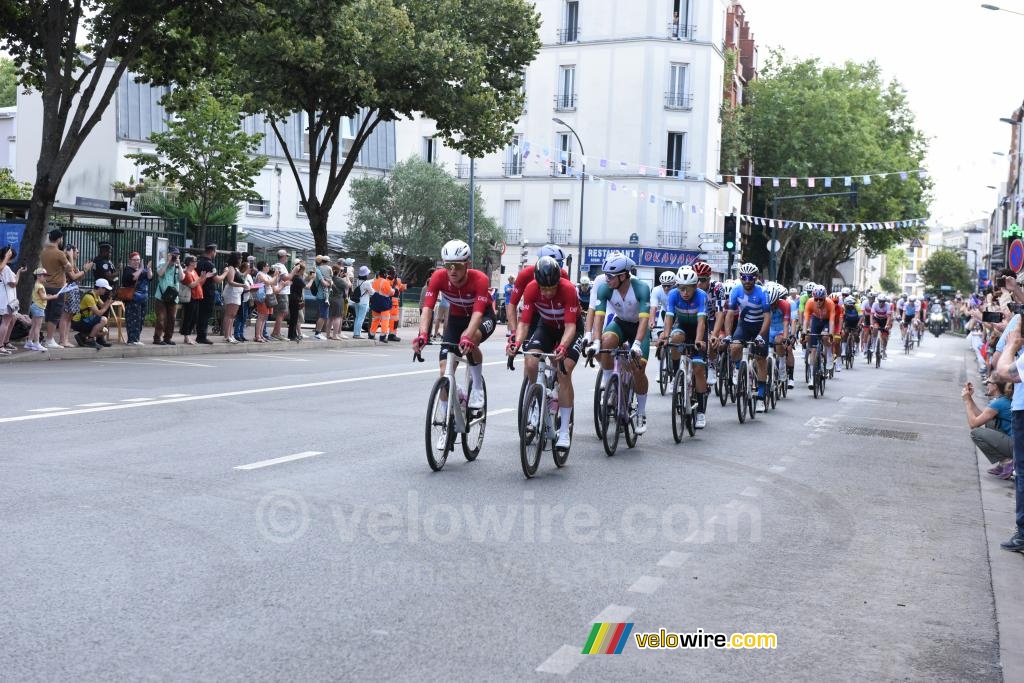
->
<box><xmin>601</xmin><ymin>376</ymin><xmax>621</xmax><ymax>456</ymax></box>
<box><xmin>671</xmin><ymin>370</ymin><xmax>685</xmax><ymax>444</ymax></box>
<box><xmin>736</xmin><ymin>363</ymin><xmax>747</xmax><ymax>424</ymax></box>
<box><xmin>425</xmin><ymin>377</ymin><xmax>453</xmax><ymax>471</ymax></box>
<box><xmin>519</xmin><ymin>383</ymin><xmax>545</xmax><ymax>478</ymax></box>
<box><xmin>658</xmin><ymin>349</ymin><xmax>670</xmax><ymax>396</ymax></box>
<box><xmin>592</xmin><ymin>369</ymin><xmax>604</xmax><ymax>438</ymax></box>
<box><xmin>461</xmin><ymin>376</ymin><xmax>486</xmax><ymax>461</ymax></box>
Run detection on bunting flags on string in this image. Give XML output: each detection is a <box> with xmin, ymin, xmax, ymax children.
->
<box><xmin>732</xmin><ymin>213</ymin><xmax>927</xmax><ymax>232</ymax></box>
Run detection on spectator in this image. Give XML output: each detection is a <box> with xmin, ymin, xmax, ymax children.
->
<box><xmin>328</xmin><ymin>264</ymin><xmax>348</xmax><ymax>340</ymax></box>
<box><xmin>270</xmin><ymin>249</ymin><xmax>292</xmax><ymax>341</ymax></box>
<box><xmin>93</xmin><ymin>241</ymin><xmax>118</xmax><ymax>286</ymax></box>
<box><xmin>992</xmin><ymin>278</ymin><xmax>1024</xmax><ymax>553</ymax></box>
<box><xmin>179</xmin><ymin>255</ymin><xmax>201</xmax><ymax>345</ymax></box>
<box><xmin>121</xmin><ymin>252</ymin><xmax>153</xmax><ymax>345</ymax></box>
<box><xmin>58</xmin><ymin>244</ymin><xmax>93</xmax><ymax>348</ymax></box>
<box><xmin>500</xmin><ymin>275</ymin><xmax>514</xmax><ymax>323</ymax></box>
<box><xmin>350</xmin><ymin>265</ymin><xmax>372</xmax><ymax>338</ymax></box>
<box><xmin>40</xmin><ymin>228</ymin><xmax>70</xmax><ymax>349</ymax></box>
<box><xmin>194</xmin><ymin>244</ymin><xmax>220</xmax><ymax>344</ymax></box>
<box><xmin>253</xmin><ymin>261</ymin><xmax>279</xmax><ymax>343</ymax></box>
<box><xmin>26</xmin><ymin>267</ymin><xmax>59</xmax><ymax>352</ymax></box>
<box><xmin>0</xmin><ymin>245</ymin><xmax>25</xmax><ymax>354</ymax></box>
<box><xmin>287</xmin><ymin>260</ymin><xmax>310</xmax><ymax>342</ymax></box>
<box><xmin>964</xmin><ymin>378</ymin><xmax>1014</xmax><ymax>478</ymax></box>
<box><xmin>72</xmin><ymin>278</ymin><xmax>114</xmax><ymax>348</ymax></box>
<box><xmin>234</xmin><ymin>259</ymin><xmax>254</xmax><ymax>342</ymax></box>
<box><xmin>338</xmin><ymin>257</ymin><xmax>354</xmax><ymax>324</ymax></box>
<box><xmin>220</xmin><ymin>251</ymin><xmax>245</xmax><ymax>344</ymax></box>
<box><xmin>153</xmin><ymin>246</ymin><xmax>183</xmax><ymax>345</ymax></box>
<box><xmin>369</xmin><ymin>268</ymin><xmax>394</xmax><ymax>343</ymax></box>
<box><xmin>312</xmin><ymin>255</ymin><xmax>332</xmax><ymax>340</ymax></box>
<box><xmin>386</xmin><ymin>265</ymin><xmax>406</xmax><ymax>342</ymax></box>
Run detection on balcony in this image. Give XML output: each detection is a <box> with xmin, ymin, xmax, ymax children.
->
<box><xmin>504</xmin><ymin>227</ymin><xmax>522</xmax><ymax>244</ymax></box>
<box><xmin>557</xmin><ymin>27</ymin><xmax>580</xmax><ymax>44</ymax></box>
<box><xmin>660</xmin><ymin>160</ymin><xmax>692</xmax><ymax>178</ymax></box>
<box><xmin>657</xmin><ymin>229</ymin><xmax>686</xmax><ymax>248</ymax></box>
<box><xmin>664</xmin><ymin>92</ymin><xmax>694</xmax><ymax>110</ymax></box>
<box><xmin>554</xmin><ymin>93</ymin><xmax>577</xmax><ymax>112</ymax></box>
<box><xmin>548</xmin><ymin>227</ymin><xmax>573</xmax><ymax>245</ymax></box>
<box><xmin>666</xmin><ymin>22</ymin><xmax>696</xmax><ymax>40</ymax></box>
<box><xmin>503</xmin><ymin>160</ymin><xmax>523</xmax><ymax>177</ymax></box>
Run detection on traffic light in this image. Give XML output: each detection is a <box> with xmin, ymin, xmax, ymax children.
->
<box><xmin>723</xmin><ymin>215</ymin><xmax>737</xmax><ymax>252</ymax></box>
<box><xmin>519</xmin><ymin>243</ymin><xmax>529</xmax><ymax>268</ymax></box>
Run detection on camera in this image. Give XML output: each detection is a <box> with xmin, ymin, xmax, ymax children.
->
<box><xmin>1009</xmin><ymin>302</ymin><xmax>1022</xmax><ymax>315</ymax></box>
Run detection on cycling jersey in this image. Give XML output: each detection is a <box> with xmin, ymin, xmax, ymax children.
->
<box><xmin>577</xmin><ymin>286</ymin><xmax>591</xmax><ymax>312</ymax></box>
<box><xmin>594</xmin><ymin>277</ymin><xmax>652</xmax><ymax>323</ymax></box>
<box><xmin>904</xmin><ymin>302</ymin><xmax>919</xmax><ymax>317</ymax></box>
<box><xmin>423</xmin><ymin>268</ymin><xmax>492</xmax><ymax>317</ymax></box>
<box><xmin>798</xmin><ymin>292</ymin><xmax>810</xmax><ymax>317</ymax></box>
<box><xmin>519</xmin><ymin>280</ymin><xmax>581</xmax><ymax>329</ymax></box>
<box><xmin>871</xmin><ymin>302</ymin><xmax>892</xmax><ymax>318</ymax></box>
<box><xmin>804</xmin><ymin>298</ymin><xmax>835</xmax><ymax>340</ymax></box>
<box><xmin>665</xmin><ymin>287</ymin><xmax>708</xmax><ymax>329</ymax></box>
<box><xmin>842</xmin><ymin>304</ymin><xmax>861</xmax><ymax>330</ymax></box>
<box><xmin>728</xmin><ymin>284</ymin><xmax>770</xmax><ymax>326</ymax></box>
<box><xmin>510</xmin><ymin>264</ymin><xmax>570</xmax><ymax>308</ymax></box>
<box><xmin>769</xmin><ymin>299</ymin><xmax>790</xmax><ymax>339</ymax></box>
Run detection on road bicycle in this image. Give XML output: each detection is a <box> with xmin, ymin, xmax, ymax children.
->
<box><xmin>595</xmin><ymin>345</ymin><xmax>642</xmax><ymax>456</ymax></box>
<box><xmin>415</xmin><ymin>342</ymin><xmax>487</xmax><ymax>471</ymax></box>
<box><xmin>657</xmin><ymin>343</ymin><xmax>673</xmax><ymax>396</ymax></box>
<box><xmin>904</xmin><ymin>323</ymin><xmax>914</xmax><ymax>355</ymax></box>
<box><xmin>715</xmin><ymin>343</ymin><xmax>734</xmax><ymax>407</ymax></box>
<box><xmin>584</xmin><ymin>343</ymin><xmax>605</xmax><ymax>438</ymax></box>
<box><xmin>866</xmin><ymin>326</ymin><xmax>886</xmax><ymax>368</ymax></box>
<box><xmin>729</xmin><ymin>340</ymin><xmax>763</xmax><ymax>423</ymax></box>
<box><xmin>510</xmin><ymin>350</ymin><xmax>572</xmax><ymax>478</ymax></box>
<box><xmin>767</xmin><ymin>342</ymin><xmax>789</xmax><ymax>409</ymax></box>
<box><xmin>842</xmin><ymin>328</ymin><xmax>858</xmax><ymax>370</ymax></box>
<box><xmin>804</xmin><ymin>333</ymin><xmax>829</xmax><ymax>399</ymax></box>
<box><xmin>660</xmin><ymin>341</ymin><xmax>699</xmax><ymax>443</ymax></box>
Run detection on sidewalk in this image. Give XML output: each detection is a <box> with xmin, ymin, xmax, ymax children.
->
<box><xmin>0</xmin><ymin>322</ymin><xmax>384</xmax><ymax>364</ymax></box>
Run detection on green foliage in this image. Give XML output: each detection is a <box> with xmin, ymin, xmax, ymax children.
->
<box><xmin>878</xmin><ymin>276</ymin><xmax>899</xmax><ymax>293</ymax></box>
<box><xmin>0</xmin><ymin>168</ymin><xmax>31</xmax><ymax>199</ymax></box>
<box><xmin>127</xmin><ymin>80</ymin><xmax>266</xmax><ymax>246</ymax></box>
<box><xmin>0</xmin><ymin>58</ymin><xmax>15</xmax><ymax>108</ymax></box>
<box><xmin>134</xmin><ymin>178</ymin><xmax>240</xmax><ymax>238</ymax></box>
<box><xmin>224</xmin><ymin>0</ymin><xmax>541</xmax><ymax>253</ymax></box>
<box><xmin>345</xmin><ymin>157</ymin><xmax>503</xmax><ymax>282</ymax></box>
<box><xmin>919</xmin><ymin>250</ymin><xmax>972</xmax><ymax>294</ymax></box>
<box><xmin>884</xmin><ymin>247</ymin><xmax>907</xmax><ymax>284</ymax></box>
<box><xmin>719</xmin><ymin>48</ymin><xmax>750</xmax><ymax>175</ymax></box>
<box><xmin>745</xmin><ymin>53</ymin><xmax>931</xmax><ymax>283</ymax></box>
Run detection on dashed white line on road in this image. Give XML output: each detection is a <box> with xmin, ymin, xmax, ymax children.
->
<box><xmin>149</xmin><ymin>358</ymin><xmax>213</xmax><ymax>368</ymax></box>
<box><xmin>76</xmin><ymin>402</ymin><xmax>114</xmax><ymax>407</ymax></box>
<box><xmin>769</xmin><ymin>465</ymin><xmax>786</xmax><ymax>473</ymax></box>
<box><xmin>234</xmin><ymin>451</ymin><xmax>325</xmax><ymax>471</ymax></box>
<box><xmin>120</xmin><ymin>398</ymin><xmax>153</xmax><ymax>403</ymax></box>
<box><xmin>657</xmin><ymin>551</ymin><xmax>690</xmax><ymax>568</ymax></box>
<box><xmin>593</xmin><ymin>604</ymin><xmax>635</xmax><ymax>623</ymax></box>
<box><xmin>755</xmin><ymin>476</ymin><xmax>771</xmax><ymax>483</ymax></box>
<box><xmin>27</xmin><ymin>407</ymin><xmax>67</xmax><ymax>413</ymax></box>
<box><xmin>740</xmin><ymin>486</ymin><xmax>760</xmax><ymax>497</ymax></box>
<box><xmin>628</xmin><ymin>576</ymin><xmax>665</xmax><ymax>594</ymax></box>
<box><xmin>159</xmin><ymin>394</ymin><xmax>191</xmax><ymax>398</ymax></box>
<box><xmin>779</xmin><ymin>455</ymin><xmax>796</xmax><ymax>464</ymax></box>
<box><xmin>536</xmin><ymin>645</ymin><xmax>586</xmax><ymax>676</ymax></box>
<box><xmin>488</xmin><ymin>408</ymin><xmax>516</xmax><ymax>416</ymax></box>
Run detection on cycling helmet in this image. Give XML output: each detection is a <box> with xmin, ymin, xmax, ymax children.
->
<box><xmin>602</xmin><ymin>252</ymin><xmax>633</xmax><ymax>275</ymax></box>
<box><xmin>738</xmin><ymin>262</ymin><xmax>759</xmax><ymax>276</ymax></box>
<box><xmin>712</xmin><ymin>281</ymin><xmax>726</xmax><ymax>298</ymax></box>
<box><xmin>804</xmin><ymin>282</ymin><xmax>817</xmax><ymax>294</ymax></box>
<box><xmin>534</xmin><ymin>256</ymin><xmax>561</xmax><ymax>287</ymax></box>
<box><xmin>692</xmin><ymin>261</ymin><xmax>713</xmax><ymax>277</ymax></box>
<box><xmin>828</xmin><ymin>292</ymin><xmax>843</xmax><ymax>304</ymax></box>
<box><xmin>579</xmin><ymin>276</ymin><xmax>591</xmax><ymax>287</ymax></box>
<box><xmin>841</xmin><ymin>286</ymin><xmax>851</xmax><ymax>296</ymax></box>
<box><xmin>441</xmin><ymin>239</ymin><xmax>471</xmax><ymax>262</ymax></box>
<box><xmin>675</xmin><ymin>266</ymin><xmax>699</xmax><ymax>286</ymax></box>
<box><xmin>844</xmin><ymin>296</ymin><xmax>856</xmax><ymax>306</ymax></box>
<box><xmin>537</xmin><ymin>243</ymin><xmax>566</xmax><ymax>266</ymax></box>
<box><xmin>909</xmin><ymin>295</ymin><xmax>917</xmax><ymax>302</ymax></box>
<box><xmin>659</xmin><ymin>271</ymin><xmax>677</xmax><ymax>286</ymax></box>
<box><xmin>812</xmin><ymin>284</ymin><xmax>827</xmax><ymax>298</ymax></box>
<box><xmin>877</xmin><ymin>294</ymin><xmax>887</xmax><ymax>303</ymax></box>
<box><xmin>766</xmin><ymin>285</ymin><xmax>784</xmax><ymax>305</ymax></box>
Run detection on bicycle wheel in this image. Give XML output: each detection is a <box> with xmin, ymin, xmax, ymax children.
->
<box><xmin>748</xmin><ymin>367</ymin><xmax>757</xmax><ymax>420</ymax></box>
<box><xmin>425</xmin><ymin>377</ymin><xmax>453</xmax><ymax>471</ymax></box>
<box><xmin>519</xmin><ymin>383</ymin><xmax>545</xmax><ymax>478</ymax></box>
<box><xmin>876</xmin><ymin>337</ymin><xmax>882</xmax><ymax>368</ymax></box>
<box><xmin>601</xmin><ymin>376</ymin><xmax>621</xmax><ymax>456</ymax></box>
<box><xmin>592</xmin><ymin>369</ymin><xmax>604</xmax><ymax>438</ymax></box>
<box><xmin>817</xmin><ymin>356</ymin><xmax>827</xmax><ymax>397</ymax></box>
<box><xmin>552</xmin><ymin>406</ymin><xmax>572</xmax><ymax>468</ymax></box>
<box><xmin>658</xmin><ymin>349</ymin><xmax>670</xmax><ymax>396</ymax></box>
<box><xmin>717</xmin><ymin>355</ymin><xmax>728</xmax><ymax>406</ymax></box>
<box><xmin>461</xmin><ymin>376</ymin><xmax>486</xmax><ymax>461</ymax></box>
<box><xmin>623</xmin><ymin>383</ymin><xmax>639</xmax><ymax>449</ymax></box>
<box><xmin>671</xmin><ymin>371</ymin><xmax>685</xmax><ymax>444</ymax></box>
<box><xmin>766</xmin><ymin>362</ymin><xmax>776</xmax><ymax>410</ymax></box>
<box><xmin>684</xmin><ymin>367</ymin><xmax>696</xmax><ymax>437</ymax></box>
<box><xmin>736</xmin><ymin>363</ymin><xmax>747</xmax><ymax>424</ymax></box>
<box><xmin>516</xmin><ymin>375</ymin><xmax>529</xmax><ymax>434</ymax></box>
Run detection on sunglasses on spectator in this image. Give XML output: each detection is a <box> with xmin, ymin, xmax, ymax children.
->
<box><xmin>444</xmin><ymin>262</ymin><xmax>467</xmax><ymax>272</ymax></box>
<box><xmin>740</xmin><ymin>275</ymin><xmax>757</xmax><ymax>282</ymax></box>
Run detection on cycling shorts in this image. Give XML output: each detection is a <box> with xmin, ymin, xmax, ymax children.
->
<box><xmin>668</xmin><ymin>324</ymin><xmax>705</xmax><ymax>364</ymax></box>
<box><xmin>524</xmin><ymin>319</ymin><xmax>584</xmax><ymax>363</ymax></box>
<box><xmin>604</xmin><ymin>318</ymin><xmax>651</xmax><ymax>362</ymax></box>
<box><xmin>807</xmin><ymin>316</ymin><xmax>829</xmax><ymax>347</ymax></box>
<box><xmin>769</xmin><ymin>326</ymin><xmax>785</xmax><ymax>343</ymax></box>
<box><xmin>732</xmin><ymin>320</ymin><xmax>768</xmax><ymax>358</ymax></box>
<box><xmin>903</xmin><ymin>313</ymin><xmax>916</xmax><ymax>326</ymax></box>
<box><xmin>873</xmin><ymin>317</ymin><xmax>890</xmax><ymax>329</ymax></box>
<box><xmin>440</xmin><ymin>308</ymin><xmax>497</xmax><ymax>361</ymax></box>
<box><xmin>843</xmin><ymin>318</ymin><xmax>861</xmax><ymax>332</ymax></box>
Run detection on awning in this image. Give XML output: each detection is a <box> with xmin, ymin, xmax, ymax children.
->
<box><xmin>238</xmin><ymin>226</ymin><xmax>347</xmax><ymax>253</ymax></box>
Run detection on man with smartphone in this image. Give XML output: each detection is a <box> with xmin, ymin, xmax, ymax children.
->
<box><xmin>990</xmin><ymin>271</ymin><xmax>1024</xmax><ymax>551</ymax></box>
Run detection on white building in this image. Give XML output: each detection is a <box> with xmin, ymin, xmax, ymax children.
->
<box><xmin>15</xmin><ymin>61</ymin><xmax>396</xmax><ymax>245</ymax></box>
<box><xmin>396</xmin><ymin>0</ymin><xmax>730</xmax><ymax>281</ymax></box>
<box><xmin>0</xmin><ymin>106</ymin><xmax>15</xmax><ymax>173</ymax></box>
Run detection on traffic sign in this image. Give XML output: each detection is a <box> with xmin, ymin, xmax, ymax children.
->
<box><xmin>767</xmin><ymin>239</ymin><xmax>781</xmax><ymax>253</ymax></box>
<box><xmin>1009</xmin><ymin>239</ymin><xmax>1024</xmax><ymax>273</ymax></box>
<box><xmin>699</xmin><ymin>241</ymin><xmax>723</xmax><ymax>251</ymax></box>
<box><xmin>698</xmin><ymin>232</ymin><xmax>721</xmax><ymax>240</ymax></box>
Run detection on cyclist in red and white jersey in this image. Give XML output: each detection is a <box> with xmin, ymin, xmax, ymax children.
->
<box><xmin>413</xmin><ymin>239</ymin><xmax>497</xmax><ymax>410</ymax></box>
<box><xmin>505</xmin><ymin>244</ymin><xmax>570</xmax><ymax>335</ymax></box>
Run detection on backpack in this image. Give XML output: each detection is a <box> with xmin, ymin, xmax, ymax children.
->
<box><xmin>351</xmin><ymin>280</ymin><xmax>362</xmax><ymax>303</ymax></box>
<box><xmin>310</xmin><ymin>277</ymin><xmax>319</xmax><ymax>296</ymax></box>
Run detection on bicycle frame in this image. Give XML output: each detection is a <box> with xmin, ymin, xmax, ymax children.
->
<box><xmin>598</xmin><ymin>347</ymin><xmax>639</xmax><ymax>428</ymax></box>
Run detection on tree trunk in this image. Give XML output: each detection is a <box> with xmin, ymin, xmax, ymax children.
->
<box><xmin>308</xmin><ymin>207</ymin><xmax>328</xmax><ymax>255</ymax></box>
<box><xmin>16</xmin><ymin>178</ymin><xmax>58</xmax><ymax>306</ymax></box>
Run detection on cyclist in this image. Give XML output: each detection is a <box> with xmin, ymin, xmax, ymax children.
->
<box><xmin>860</xmin><ymin>291</ymin><xmax>877</xmax><ymax>355</ymax></box>
<box><xmin>767</xmin><ymin>283</ymin><xmax>795</xmax><ymax>389</ymax></box>
<box><xmin>657</xmin><ymin>265</ymin><xmax>709</xmax><ymax>428</ymax></box>
<box><xmin>828</xmin><ymin>292</ymin><xmax>845</xmax><ymax>373</ymax></box>
<box><xmin>722</xmin><ymin>263</ymin><xmax>771</xmax><ymax>411</ymax></box>
<box><xmin>841</xmin><ymin>295</ymin><xmax>862</xmax><ymax>362</ymax></box>
<box><xmin>692</xmin><ymin>262</ymin><xmax>715</xmax><ymax>379</ymax></box>
<box><xmin>652</xmin><ymin>270</ymin><xmax>676</xmax><ymax>337</ymax></box>
<box><xmin>506</xmin><ymin>244</ymin><xmax>569</xmax><ymax>335</ymax></box>
<box><xmin>593</xmin><ymin>252</ymin><xmax>654</xmax><ymax>434</ymax></box>
<box><xmin>413</xmin><ymin>239</ymin><xmax>497</xmax><ymax>414</ymax></box>
<box><xmin>506</xmin><ymin>256</ymin><xmax>583</xmax><ymax>449</ymax></box>
<box><xmin>577</xmin><ymin>275</ymin><xmax>592</xmax><ymax>313</ymax></box>
<box><xmin>870</xmin><ymin>293</ymin><xmax>893</xmax><ymax>357</ymax></box>
<box><xmin>901</xmin><ymin>295</ymin><xmax>919</xmax><ymax>340</ymax></box>
<box><xmin>802</xmin><ymin>284</ymin><xmax>834</xmax><ymax>389</ymax></box>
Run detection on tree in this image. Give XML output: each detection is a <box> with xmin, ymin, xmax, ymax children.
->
<box><xmin>745</xmin><ymin>54</ymin><xmax>931</xmax><ymax>283</ymax></box>
<box><xmin>884</xmin><ymin>246</ymin><xmax>907</xmax><ymax>285</ymax></box>
<box><xmin>0</xmin><ymin>0</ymin><xmax>241</xmax><ymax>302</ymax></box>
<box><xmin>0</xmin><ymin>168</ymin><xmax>31</xmax><ymax>199</ymax></box>
<box><xmin>0</xmin><ymin>57</ymin><xmax>15</xmax><ymax>107</ymax></box>
<box><xmin>225</xmin><ymin>0</ymin><xmax>541</xmax><ymax>256</ymax></box>
<box><xmin>920</xmin><ymin>250</ymin><xmax>972</xmax><ymax>295</ymax></box>
<box><xmin>719</xmin><ymin>48</ymin><xmax>750</xmax><ymax>175</ymax></box>
<box><xmin>127</xmin><ymin>81</ymin><xmax>266</xmax><ymax>246</ymax></box>
<box><xmin>345</xmin><ymin>157</ymin><xmax>503</xmax><ymax>283</ymax></box>
<box><xmin>878</xmin><ymin>276</ymin><xmax>899</xmax><ymax>294</ymax></box>
<box><xmin>133</xmin><ymin>177</ymin><xmax>241</xmax><ymax>238</ymax></box>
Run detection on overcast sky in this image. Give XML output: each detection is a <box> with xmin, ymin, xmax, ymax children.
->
<box><xmin>737</xmin><ymin>0</ymin><xmax>1022</xmax><ymax>228</ymax></box>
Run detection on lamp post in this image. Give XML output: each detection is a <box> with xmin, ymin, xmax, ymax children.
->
<box><xmin>982</xmin><ymin>3</ymin><xmax>1024</xmax><ymax>15</ymax></box>
<box><xmin>468</xmin><ymin>157</ymin><xmax>475</xmax><ymax>255</ymax></box>
<box><xmin>553</xmin><ymin>117</ymin><xmax>586</xmax><ymax>280</ymax></box>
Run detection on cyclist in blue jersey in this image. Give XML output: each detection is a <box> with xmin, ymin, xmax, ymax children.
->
<box><xmin>766</xmin><ymin>283</ymin><xmax>795</xmax><ymax>389</ymax></box>
<box><xmin>656</xmin><ymin>265</ymin><xmax>709</xmax><ymax>428</ymax></box>
<box><xmin>722</xmin><ymin>263</ymin><xmax>771</xmax><ymax>411</ymax></box>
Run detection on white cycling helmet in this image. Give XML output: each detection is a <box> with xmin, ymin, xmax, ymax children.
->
<box><xmin>766</xmin><ymin>285</ymin><xmax>784</xmax><ymax>305</ymax></box>
<box><xmin>841</xmin><ymin>286</ymin><xmax>851</xmax><ymax>295</ymax></box>
<box><xmin>579</xmin><ymin>276</ymin><xmax>591</xmax><ymax>287</ymax></box>
<box><xmin>909</xmin><ymin>295</ymin><xmax>918</xmax><ymax>302</ymax></box>
<box><xmin>804</xmin><ymin>282</ymin><xmax>817</xmax><ymax>294</ymax></box>
<box><xmin>441</xmin><ymin>239</ymin><xmax>471</xmax><ymax>262</ymax></box>
<box><xmin>602</xmin><ymin>252</ymin><xmax>633</xmax><ymax>275</ymax></box>
<box><xmin>537</xmin><ymin>243</ymin><xmax>565</xmax><ymax>265</ymax></box>
<box><xmin>812</xmin><ymin>284</ymin><xmax>827</xmax><ymax>298</ymax></box>
<box><xmin>675</xmin><ymin>266</ymin><xmax>699</xmax><ymax>286</ymax></box>
<box><xmin>738</xmin><ymin>262</ymin><xmax>759</xmax><ymax>276</ymax></box>
<box><xmin>844</xmin><ymin>296</ymin><xmax>856</xmax><ymax>306</ymax></box>
<box><xmin>660</xmin><ymin>271</ymin><xmax>678</xmax><ymax>286</ymax></box>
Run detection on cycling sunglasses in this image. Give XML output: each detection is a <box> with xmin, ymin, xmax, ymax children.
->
<box><xmin>443</xmin><ymin>262</ymin><xmax>467</xmax><ymax>272</ymax></box>
<box><xmin>739</xmin><ymin>274</ymin><xmax>757</xmax><ymax>282</ymax></box>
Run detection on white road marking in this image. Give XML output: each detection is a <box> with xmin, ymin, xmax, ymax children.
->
<box><xmin>76</xmin><ymin>402</ymin><xmax>114</xmax><ymax>407</ymax></box>
<box><xmin>487</xmin><ymin>408</ymin><xmax>516</xmax><ymax>417</ymax></box>
<box><xmin>755</xmin><ymin>476</ymin><xmax>771</xmax><ymax>483</ymax></box>
<box><xmin>536</xmin><ymin>645</ymin><xmax>586</xmax><ymax>676</ymax></box>
<box><xmin>326</xmin><ymin>350</ymin><xmax>390</xmax><ymax>357</ymax></box>
<box><xmin>779</xmin><ymin>455</ymin><xmax>796</xmax><ymax>464</ymax></box>
<box><xmin>120</xmin><ymin>398</ymin><xmax>154</xmax><ymax>403</ymax></box>
<box><xmin>768</xmin><ymin>465</ymin><xmax>786</xmax><ymax>473</ymax></box>
<box><xmin>914</xmin><ymin>352</ymin><xmax>936</xmax><ymax>359</ymax></box>
<box><xmin>838</xmin><ymin>396</ymin><xmax>898</xmax><ymax>406</ymax></box>
<box><xmin>0</xmin><ymin>361</ymin><xmax>508</xmax><ymax>425</ymax></box>
<box><xmin>593</xmin><ymin>604</ymin><xmax>635</xmax><ymax>623</ymax></box>
<box><xmin>657</xmin><ymin>551</ymin><xmax>690</xmax><ymax>568</ymax></box>
<box><xmin>234</xmin><ymin>451</ymin><xmax>325</xmax><ymax>471</ymax></box>
<box><xmin>159</xmin><ymin>394</ymin><xmax>191</xmax><ymax>398</ymax></box>
<box><xmin>27</xmin><ymin>407</ymin><xmax>67</xmax><ymax>413</ymax></box>
<box><xmin>847</xmin><ymin>415</ymin><xmax>959</xmax><ymax>429</ymax></box>
<box><xmin>628</xmin><ymin>576</ymin><xmax>665</xmax><ymax>594</ymax></box>
<box><xmin>740</xmin><ymin>486</ymin><xmax>760</xmax><ymax>497</ymax></box>
<box><xmin>149</xmin><ymin>358</ymin><xmax>213</xmax><ymax>368</ymax></box>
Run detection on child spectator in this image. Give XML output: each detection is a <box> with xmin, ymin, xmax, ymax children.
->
<box><xmin>26</xmin><ymin>267</ymin><xmax>59</xmax><ymax>351</ymax></box>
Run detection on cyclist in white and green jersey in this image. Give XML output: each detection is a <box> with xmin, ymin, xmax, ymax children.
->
<box><xmin>591</xmin><ymin>252</ymin><xmax>655</xmax><ymax>434</ymax></box>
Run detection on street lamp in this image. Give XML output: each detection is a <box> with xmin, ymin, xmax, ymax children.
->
<box><xmin>982</xmin><ymin>4</ymin><xmax>1024</xmax><ymax>15</ymax></box>
<box><xmin>553</xmin><ymin>117</ymin><xmax>586</xmax><ymax>280</ymax></box>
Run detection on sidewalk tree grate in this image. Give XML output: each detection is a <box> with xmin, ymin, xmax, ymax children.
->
<box><xmin>839</xmin><ymin>426</ymin><xmax>919</xmax><ymax>441</ymax></box>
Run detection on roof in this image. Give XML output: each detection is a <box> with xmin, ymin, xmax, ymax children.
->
<box><xmin>239</xmin><ymin>226</ymin><xmax>347</xmax><ymax>252</ymax></box>
<box><xmin>52</xmin><ymin>202</ymin><xmax>147</xmax><ymax>221</ymax></box>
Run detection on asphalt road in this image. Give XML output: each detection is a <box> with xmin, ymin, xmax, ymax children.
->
<box><xmin>0</xmin><ymin>332</ymin><xmax>1001</xmax><ymax>680</ymax></box>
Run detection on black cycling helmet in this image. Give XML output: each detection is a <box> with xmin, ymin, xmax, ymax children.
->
<box><xmin>534</xmin><ymin>256</ymin><xmax>561</xmax><ymax>287</ymax></box>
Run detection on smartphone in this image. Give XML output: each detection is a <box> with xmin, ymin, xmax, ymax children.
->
<box><xmin>982</xmin><ymin>311</ymin><xmax>1003</xmax><ymax>323</ymax></box>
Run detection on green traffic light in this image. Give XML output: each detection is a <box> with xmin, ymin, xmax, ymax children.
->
<box><xmin>725</xmin><ymin>241</ymin><xmax>734</xmax><ymax>250</ymax></box>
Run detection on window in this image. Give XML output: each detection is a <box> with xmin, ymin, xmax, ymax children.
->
<box><xmin>505</xmin><ymin>134</ymin><xmax>523</xmax><ymax>176</ymax></box>
<box><xmin>556</xmin><ymin>66</ymin><xmax>576</xmax><ymax>110</ymax></box>
<box><xmin>302</xmin><ymin>112</ymin><xmax>355</xmax><ymax>159</ymax></box>
<box><xmin>247</xmin><ymin>198</ymin><xmax>271</xmax><ymax>215</ymax></box>
<box><xmin>556</xmin><ymin>132</ymin><xmax>573</xmax><ymax>175</ymax></box>
<box><xmin>662</xmin><ymin>201</ymin><xmax>684</xmax><ymax>231</ymax></box>
<box><xmin>561</xmin><ymin>1</ymin><xmax>579</xmax><ymax>43</ymax></box>
<box><xmin>551</xmin><ymin>199</ymin><xmax>571</xmax><ymax>243</ymax></box>
<box><xmin>904</xmin><ymin>273</ymin><xmax>917</xmax><ymax>284</ymax></box>
<box><xmin>423</xmin><ymin>137</ymin><xmax>436</xmax><ymax>164</ymax></box>
<box><xmin>666</xmin><ymin>132</ymin><xmax>685</xmax><ymax>177</ymax></box>
<box><xmin>666</xmin><ymin>63</ymin><xmax>689</xmax><ymax>109</ymax></box>
<box><xmin>670</xmin><ymin>0</ymin><xmax>691</xmax><ymax>38</ymax></box>
<box><xmin>503</xmin><ymin>200</ymin><xmax>521</xmax><ymax>243</ymax></box>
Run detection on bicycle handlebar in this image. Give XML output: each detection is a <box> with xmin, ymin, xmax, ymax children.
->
<box><xmin>413</xmin><ymin>341</ymin><xmax>462</xmax><ymax>363</ymax></box>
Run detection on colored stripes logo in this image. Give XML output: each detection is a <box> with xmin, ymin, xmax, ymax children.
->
<box><xmin>582</xmin><ymin>622</ymin><xmax>634</xmax><ymax>655</ymax></box>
